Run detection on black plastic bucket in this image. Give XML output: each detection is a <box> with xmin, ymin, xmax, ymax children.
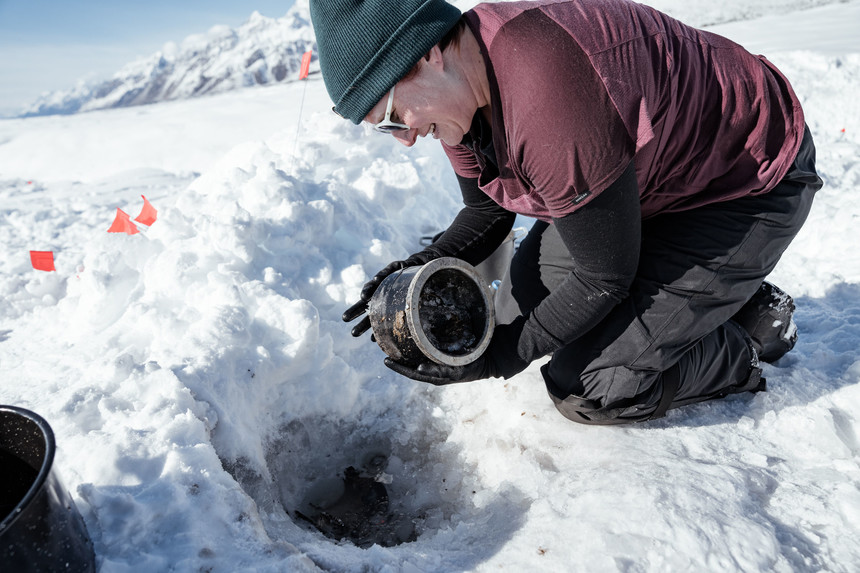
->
<box><xmin>0</xmin><ymin>406</ymin><xmax>95</xmax><ymax>572</ymax></box>
<box><xmin>368</xmin><ymin>257</ymin><xmax>495</xmax><ymax>367</ymax></box>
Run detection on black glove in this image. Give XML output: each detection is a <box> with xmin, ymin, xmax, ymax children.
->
<box><xmin>342</xmin><ymin>254</ymin><xmax>435</xmax><ymax>337</ymax></box>
<box><xmin>384</xmin><ymin>355</ymin><xmax>492</xmax><ymax>385</ymax></box>
<box><xmin>383</xmin><ymin>321</ymin><xmax>531</xmax><ymax>385</ymax></box>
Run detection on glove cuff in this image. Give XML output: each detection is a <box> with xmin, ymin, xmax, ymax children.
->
<box><xmin>404</xmin><ymin>249</ymin><xmax>441</xmax><ymax>268</ymax></box>
<box><xmin>486</xmin><ymin>319</ymin><xmax>531</xmax><ymax>379</ymax></box>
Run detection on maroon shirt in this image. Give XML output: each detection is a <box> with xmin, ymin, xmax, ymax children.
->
<box><xmin>443</xmin><ymin>0</ymin><xmax>805</xmax><ymax>222</ymax></box>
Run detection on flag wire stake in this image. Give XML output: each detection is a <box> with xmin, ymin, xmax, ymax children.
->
<box><xmin>289</xmin><ymin>76</ymin><xmax>310</xmax><ymax>177</ymax></box>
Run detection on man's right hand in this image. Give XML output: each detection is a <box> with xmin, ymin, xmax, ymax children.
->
<box><xmin>342</xmin><ymin>259</ymin><xmax>421</xmax><ymax>337</ymax></box>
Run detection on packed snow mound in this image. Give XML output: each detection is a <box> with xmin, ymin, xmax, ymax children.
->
<box><xmin>1</xmin><ymin>45</ymin><xmax>859</xmax><ymax>569</ymax></box>
<box><xmin>20</xmin><ymin>4</ymin><xmax>316</xmax><ymax>117</ymax></box>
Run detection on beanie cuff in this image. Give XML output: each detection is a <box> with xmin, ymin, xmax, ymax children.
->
<box><xmin>333</xmin><ymin>0</ymin><xmax>461</xmax><ymax>124</ymax></box>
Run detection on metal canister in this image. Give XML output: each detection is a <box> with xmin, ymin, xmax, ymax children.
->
<box><xmin>368</xmin><ymin>257</ymin><xmax>495</xmax><ymax>367</ymax></box>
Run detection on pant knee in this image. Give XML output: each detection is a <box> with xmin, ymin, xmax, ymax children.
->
<box><xmin>542</xmin><ymin>362</ymin><xmax>661</xmax><ymax>425</ymax></box>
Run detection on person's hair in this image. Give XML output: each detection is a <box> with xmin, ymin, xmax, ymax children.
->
<box><xmin>439</xmin><ymin>17</ymin><xmax>467</xmax><ymax>51</ymax></box>
<box><xmin>402</xmin><ymin>17</ymin><xmax>467</xmax><ymax>81</ymax></box>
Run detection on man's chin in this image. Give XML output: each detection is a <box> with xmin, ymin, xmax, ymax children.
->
<box><xmin>440</xmin><ymin>132</ymin><xmax>462</xmax><ymax>146</ymax></box>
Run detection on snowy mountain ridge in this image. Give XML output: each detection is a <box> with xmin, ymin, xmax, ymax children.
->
<box><xmin>21</xmin><ymin>4</ymin><xmax>316</xmax><ymax>117</ymax></box>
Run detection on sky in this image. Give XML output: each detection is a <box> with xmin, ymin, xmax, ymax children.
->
<box><xmin>0</xmin><ymin>0</ymin><xmax>297</xmax><ymax>117</ymax></box>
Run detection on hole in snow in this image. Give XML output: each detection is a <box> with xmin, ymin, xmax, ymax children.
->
<box><xmin>224</xmin><ymin>410</ymin><xmax>503</xmax><ymax>550</ymax></box>
<box><xmin>266</xmin><ymin>416</ymin><xmax>466</xmax><ymax>548</ymax></box>
<box><xmin>223</xmin><ymin>405</ymin><xmax>532</xmax><ymax>568</ymax></box>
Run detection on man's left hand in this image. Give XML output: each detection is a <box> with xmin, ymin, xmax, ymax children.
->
<box><xmin>383</xmin><ymin>356</ymin><xmax>492</xmax><ymax>385</ymax></box>
<box><xmin>383</xmin><ymin>320</ymin><xmax>532</xmax><ymax>385</ymax></box>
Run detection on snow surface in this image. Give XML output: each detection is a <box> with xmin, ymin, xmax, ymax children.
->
<box><xmin>1</xmin><ymin>1</ymin><xmax>859</xmax><ymax>571</ymax></box>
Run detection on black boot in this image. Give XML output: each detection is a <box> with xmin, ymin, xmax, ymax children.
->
<box><xmin>731</xmin><ymin>282</ymin><xmax>797</xmax><ymax>363</ymax></box>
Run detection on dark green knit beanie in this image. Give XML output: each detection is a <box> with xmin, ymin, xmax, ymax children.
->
<box><xmin>309</xmin><ymin>0</ymin><xmax>462</xmax><ymax>124</ymax></box>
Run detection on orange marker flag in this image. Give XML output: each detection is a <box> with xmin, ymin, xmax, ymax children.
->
<box><xmin>299</xmin><ymin>50</ymin><xmax>312</xmax><ymax>80</ymax></box>
<box><xmin>134</xmin><ymin>195</ymin><xmax>157</xmax><ymax>226</ymax></box>
<box><xmin>107</xmin><ymin>208</ymin><xmax>139</xmax><ymax>235</ymax></box>
<box><xmin>30</xmin><ymin>250</ymin><xmax>56</xmax><ymax>272</ymax></box>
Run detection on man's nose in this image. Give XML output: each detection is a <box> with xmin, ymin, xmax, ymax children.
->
<box><xmin>392</xmin><ymin>128</ymin><xmax>417</xmax><ymax>147</ymax></box>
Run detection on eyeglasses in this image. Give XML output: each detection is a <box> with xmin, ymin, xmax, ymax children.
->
<box><xmin>372</xmin><ymin>86</ymin><xmax>409</xmax><ymax>133</ymax></box>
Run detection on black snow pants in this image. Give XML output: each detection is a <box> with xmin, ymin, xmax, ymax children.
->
<box><xmin>494</xmin><ymin>126</ymin><xmax>822</xmax><ymax>424</ymax></box>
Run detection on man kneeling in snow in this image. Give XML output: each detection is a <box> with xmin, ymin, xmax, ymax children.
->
<box><xmin>312</xmin><ymin>0</ymin><xmax>822</xmax><ymax>424</ymax></box>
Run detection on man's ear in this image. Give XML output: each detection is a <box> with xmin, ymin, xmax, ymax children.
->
<box><xmin>424</xmin><ymin>44</ymin><xmax>445</xmax><ymax>70</ymax></box>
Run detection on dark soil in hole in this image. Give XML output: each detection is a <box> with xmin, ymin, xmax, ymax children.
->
<box><xmin>262</xmin><ymin>422</ymin><xmax>429</xmax><ymax>549</ymax></box>
<box><xmin>295</xmin><ymin>464</ymin><xmax>414</xmax><ymax>548</ymax></box>
<box><xmin>418</xmin><ymin>269</ymin><xmax>487</xmax><ymax>356</ymax></box>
